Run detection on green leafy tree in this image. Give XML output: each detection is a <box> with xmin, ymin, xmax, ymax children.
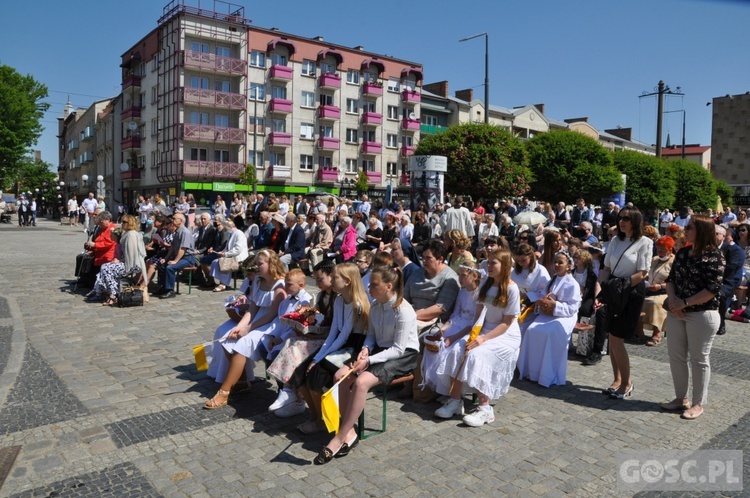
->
<box><xmin>612</xmin><ymin>150</ymin><xmax>675</xmax><ymax>211</ymax></box>
<box><xmin>713</xmin><ymin>179</ymin><xmax>735</xmax><ymax>206</ymax></box>
<box><xmin>525</xmin><ymin>129</ymin><xmax>623</xmax><ymax>204</ymax></box>
<box><xmin>670</xmin><ymin>159</ymin><xmax>718</xmax><ymax>213</ymax></box>
<box><xmin>355</xmin><ymin>170</ymin><xmax>369</xmax><ymax>195</ymax></box>
<box><xmin>414</xmin><ymin>123</ymin><xmax>531</xmax><ymax>198</ymax></box>
<box><xmin>237</xmin><ymin>163</ymin><xmax>257</xmax><ymax>192</ymax></box>
<box><xmin>0</xmin><ymin>64</ymin><xmax>49</xmax><ymax>189</ymax></box>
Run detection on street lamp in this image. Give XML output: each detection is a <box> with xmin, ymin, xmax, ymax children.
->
<box><xmin>96</xmin><ymin>175</ymin><xmax>105</xmax><ymax>200</ymax></box>
<box><xmin>81</xmin><ymin>174</ymin><xmax>89</xmax><ymax>188</ymax></box>
<box><xmin>459</xmin><ymin>32</ymin><xmax>489</xmax><ymax>124</ymax></box>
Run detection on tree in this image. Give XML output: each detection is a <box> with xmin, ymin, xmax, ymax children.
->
<box><xmin>612</xmin><ymin>150</ymin><xmax>675</xmax><ymax>211</ymax></box>
<box><xmin>0</xmin><ymin>64</ymin><xmax>49</xmax><ymax>189</ymax></box>
<box><xmin>355</xmin><ymin>170</ymin><xmax>369</xmax><ymax>195</ymax></box>
<box><xmin>525</xmin><ymin>129</ymin><xmax>623</xmax><ymax>204</ymax></box>
<box><xmin>237</xmin><ymin>163</ymin><xmax>257</xmax><ymax>193</ymax></box>
<box><xmin>713</xmin><ymin>179</ymin><xmax>735</xmax><ymax>207</ymax></box>
<box><xmin>670</xmin><ymin>159</ymin><xmax>718</xmax><ymax>213</ymax></box>
<box><xmin>413</xmin><ymin>123</ymin><xmax>531</xmax><ymax>199</ymax></box>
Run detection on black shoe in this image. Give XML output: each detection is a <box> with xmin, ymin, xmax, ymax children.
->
<box><xmin>741</xmin><ymin>311</ymin><xmax>750</xmax><ymax>320</ymax></box>
<box><xmin>159</xmin><ymin>290</ymin><xmax>177</xmax><ymax>299</ymax></box>
<box><xmin>582</xmin><ymin>352</ymin><xmax>602</xmax><ymax>366</ymax></box>
<box><xmin>716</xmin><ymin>325</ymin><xmax>726</xmax><ymax>336</ymax></box>
<box><xmin>152</xmin><ymin>287</ymin><xmax>168</xmax><ymax>297</ymax></box>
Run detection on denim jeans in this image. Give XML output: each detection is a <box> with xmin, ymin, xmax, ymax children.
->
<box><xmin>158</xmin><ymin>255</ymin><xmax>196</xmax><ymax>291</ymax></box>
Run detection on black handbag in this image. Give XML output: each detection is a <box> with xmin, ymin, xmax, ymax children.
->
<box><xmin>119</xmin><ymin>286</ymin><xmax>144</xmax><ymax>307</ymax></box>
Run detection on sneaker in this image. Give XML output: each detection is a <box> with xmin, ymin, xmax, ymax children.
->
<box><xmin>463</xmin><ymin>407</ymin><xmax>495</xmax><ymax>427</ymax></box>
<box><xmin>582</xmin><ymin>352</ymin><xmax>602</xmax><ymax>366</ymax></box>
<box><xmin>273</xmin><ymin>400</ymin><xmax>306</xmax><ymax>418</ymax></box>
<box><xmin>269</xmin><ymin>389</ymin><xmax>297</xmax><ymax>411</ymax></box>
<box><xmin>435</xmin><ymin>398</ymin><xmax>464</xmax><ymax>419</ymax></box>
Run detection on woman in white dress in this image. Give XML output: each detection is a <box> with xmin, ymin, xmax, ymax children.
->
<box><xmin>431</xmin><ymin>249</ymin><xmax>522</xmax><ymax>427</ymax></box>
<box><xmin>517</xmin><ymin>250</ymin><xmax>581</xmax><ymax>387</ymax></box>
<box><xmin>204</xmin><ymin>250</ymin><xmax>287</xmax><ymax>409</ymax></box>
<box><xmin>208</xmin><ymin>219</ymin><xmax>249</xmax><ymax>292</ymax></box>
<box><xmin>510</xmin><ymin>243</ymin><xmax>551</xmax><ymax>334</ymax></box>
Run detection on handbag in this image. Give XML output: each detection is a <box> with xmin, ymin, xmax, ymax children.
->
<box><xmin>218</xmin><ymin>256</ymin><xmax>239</xmax><ymax>272</ymax></box>
<box><xmin>119</xmin><ymin>286</ymin><xmax>144</xmax><ymax>307</ymax></box>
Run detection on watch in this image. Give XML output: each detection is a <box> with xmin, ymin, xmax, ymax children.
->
<box><xmin>683</xmin><ymin>298</ymin><xmax>689</xmax><ymax>307</ymax></box>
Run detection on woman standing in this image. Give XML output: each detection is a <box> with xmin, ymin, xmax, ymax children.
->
<box><xmin>642</xmin><ymin>236</ymin><xmax>675</xmax><ymax>346</ymax></box>
<box><xmin>662</xmin><ymin>216</ymin><xmax>724</xmax><ymax>419</ymax></box>
<box><xmin>186</xmin><ymin>194</ymin><xmax>196</xmax><ymax>228</ymax></box>
<box><xmin>598</xmin><ymin>207</ymin><xmax>652</xmax><ymax>399</ymax></box>
<box><xmin>213</xmin><ymin>195</ymin><xmax>227</xmax><ymax>218</ymax></box>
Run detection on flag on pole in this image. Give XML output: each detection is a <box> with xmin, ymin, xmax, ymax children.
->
<box><xmin>193</xmin><ymin>340</ymin><xmax>218</xmax><ymax>372</ymax></box>
<box><xmin>320</xmin><ymin>383</ymin><xmax>341</xmax><ymax>433</ymax></box>
<box><xmin>468</xmin><ymin>306</ymin><xmax>487</xmax><ymax>342</ymax></box>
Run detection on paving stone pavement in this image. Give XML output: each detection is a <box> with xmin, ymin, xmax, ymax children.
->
<box><xmin>0</xmin><ymin>218</ymin><xmax>748</xmax><ymax>497</ymax></box>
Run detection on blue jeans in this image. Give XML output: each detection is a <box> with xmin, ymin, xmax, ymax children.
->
<box><xmin>158</xmin><ymin>255</ymin><xmax>196</xmax><ymax>291</ymax></box>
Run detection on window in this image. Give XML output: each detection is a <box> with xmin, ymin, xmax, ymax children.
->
<box><xmin>363</xmin><ymin>71</ymin><xmax>378</xmax><ymax>83</ymax></box>
<box><xmin>300</xmin><ymin>154</ymin><xmax>314</xmax><ymax>171</ymax></box>
<box><xmin>151</xmin><ymin>150</ymin><xmax>160</xmax><ymax>169</ymax></box>
<box><xmin>402</xmin><ymin>135</ymin><xmax>413</xmax><ymax>147</ymax></box>
<box><xmin>191</xmin><ymin>77</ymin><xmax>209</xmax><ymax>89</ymax></box>
<box><xmin>151</xmin><ymin>53</ymin><xmax>161</xmax><ymax>71</ymax></box>
<box><xmin>422</xmin><ymin>115</ymin><xmax>438</xmax><ymax>126</ymax></box>
<box><xmin>190</xmin><ymin>148</ymin><xmax>207</xmax><ymax>161</ymax></box>
<box><xmin>301</xmin><ymin>60</ymin><xmax>316</xmax><ymax>76</ymax></box>
<box><xmin>319</xmin><ymin>93</ymin><xmax>334</xmax><ymax>106</ymax></box>
<box><xmin>345</xmin><ymin>128</ymin><xmax>358</xmax><ymax>143</ymax></box>
<box><xmin>345</xmin><ymin>158</ymin><xmax>357</xmax><ymax>173</ymax></box>
<box><xmin>215</xmin><ymin>80</ymin><xmax>231</xmax><ymax>92</ymax></box>
<box><xmin>151</xmin><ymin>118</ymin><xmax>159</xmax><ymax>136</ymax></box>
<box><xmin>387</xmin><ymin>105</ymin><xmax>399</xmax><ymax>120</ymax></box>
<box><xmin>250</xmin><ymin>51</ymin><xmax>266</xmax><ymax>67</ymax></box>
<box><xmin>270</xmin><ymin>151</ymin><xmax>285</xmax><ymax>166</ymax></box>
<box><xmin>386</xmin><ymin>162</ymin><xmax>398</xmax><ymax>176</ymax></box>
<box><xmin>249</xmin><ymin>83</ymin><xmax>265</xmax><ymax>100</ymax></box>
<box><xmin>214</xmin><ymin>149</ymin><xmax>230</xmax><ymax>162</ymax></box>
<box><xmin>346</xmin><ymin>70</ymin><xmax>360</xmax><ymax>84</ymax></box>
<box><xmin>363</xmin><ymin>100</ymin><xmax>376</xmax><ymax>113</ymax></box>
<box><xmin>272</xmin><ymin>86</ymin><xmax>287</xmax><ymax>100</ymax></box>
<box><xmin>386</xmin><ymin>134</ymin><xmax>398</xmax><ymax>148</ymax></box>
<box><xmin>300</xmin><ymin>123</ymin><xmax>314</xmax><ymax>140</ymax></box>
<box><xmin>138</xmin><ymin>155</ymin><xmax>146</xmax><ymax>169</ymax></box>
<box><xmin>301</xmin><ymin>91</ymin><xmax>315</xmax><ymax>108</ymax></box>
<box><xmin>215</xmin><ymin>114</ymin><xmax>229</xmax><ymax>128</ymax></box>
<box><xmin>363</xmin><ymin>130</ymin><xmax>376</xmax><ymax>142</ymax></box>
<box><xmin>215</xmin><ymin>45</ymin><xmax>231</xmax><ymax>57</ymax></box>
<box><xmin>346</xmin><ymin>98</ymin><xmax>358</xmax><ymax>114</ymax></box>
<box><xmin>387</xmin><ymin>78</ymin><xmax>400</xmax><ymax>92</ymax></box>
<box><xmin>151</xmin><ymin>86</ymin><xmax>158</xmax><ymax>104</ymax></box>
<box><xmin>249</xmin><ymin>117</ymin><xmax>264</xmax><ymax>134</ymax></box>
<box><xmin>319</xmin><ymin>156</ymin><xmax>333</xmax><ymax>169</ymax></box>
<box><xmin>190</xmin><ymin>112</ymin><xmax>209</xmax><ymax>125</ymax></box>
<box><xmin>191</xmin><ymin>41</ymin><xmax>209</xmax><ymax>53</ymax></box>
<box><xmin>320</xmin><ymin>63</ymin><xmax>336</xmax><ymax>75</ymax></box>
<box><xmin>362</xmin><ymin>159</ymin><xmax>375</xmax><ymax>172</ymax></box>
<box><xmin>273</xmin><ymin>119</ymin><xmax>286</xmax><ymax>133</ymax></box>
<box><xmin>319</xmin><ymin>125</ymin><xmax>334</xmax><ymax>138</ymax></box>
<box><xmin>140</xmin><ymin>92</ymin><xmax>146</xmax><ymax>108</ymax></box>
<box><xmin>271</xmin><ymin>53</ymin><xmax>287</xmax><ymax>66</ymax></box>
<box><xmin>249</xmin><ymin>151</ymin><xmax>264</xmax><ymax>168</ymax></box>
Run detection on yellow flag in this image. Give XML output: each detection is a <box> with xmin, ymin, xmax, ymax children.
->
<box><xmin>320</xmin><ymin>384</ymin><xmax>340</xmax><ymax>434</ymax></box>
<box><xmin>193</xmin><ymin>341</ymin><xmax>216</xmax><ymax>372</ymax></box>
<box><xmin>468</xmin><ymin>306</ymin><xmax>487</xmax><ymax>342</ymax></box>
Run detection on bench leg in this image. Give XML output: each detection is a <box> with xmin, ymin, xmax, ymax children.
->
<box><xmin>188</xmin><ymin>270</ymin><xmax>192</xmax><ymax>295</ymax></box>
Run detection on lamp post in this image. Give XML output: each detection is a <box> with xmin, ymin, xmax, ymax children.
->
<box><xmin>459</xmin><ymin>32</ymin><xmax>489</xmax><ymax>124</ymax></box>
<box><xmin>96</xmin><ymin>174</ymin><xmax>105</xmax><ymax>199</ymax></box>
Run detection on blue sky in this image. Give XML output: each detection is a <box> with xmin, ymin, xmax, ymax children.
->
<box><xmin>2</xmin><ymin>0</ymin><xmax>748</xmax><ymax>168</ymax></box>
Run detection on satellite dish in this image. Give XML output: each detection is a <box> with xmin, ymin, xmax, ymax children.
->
<box><xmin>120</xmin><ymin>162</ymin><xmax>130</xmax><ymax>172</ymax></box>
<box><xmin>408</xmin><ymin>111</ymin><xmax>417</xmax><ymax>121</ymax></box>
<box><xmin>128</xmin><ymin>121</ymin><xmax>138</xmax><ymax>131</ymax></box>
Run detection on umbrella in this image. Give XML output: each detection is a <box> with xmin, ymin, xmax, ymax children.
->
<box><xmin>513</xmin><ymin>211</ymin><xmax>547</xmax><ymax>226</ymax></box>
<box><xmin>305</xmin><ymin>191</ymin><xmax>341</xmax><ymax>207</ymax></box>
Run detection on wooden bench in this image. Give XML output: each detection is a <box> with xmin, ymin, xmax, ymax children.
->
<box><xmin>175</xmin><ymin>266</ymin><xmax>198</xmax><ymax>295</ymax></box>
<box><xmin>358</xmin><ymin>373</ymin><xmax>414</xmax><ymax>440</ymax></box>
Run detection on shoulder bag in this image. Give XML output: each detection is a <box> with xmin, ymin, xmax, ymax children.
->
<box><xmin>218</xmin><ymin>256</ymin><xmax>239</xmax><ymax>272</ymax></box>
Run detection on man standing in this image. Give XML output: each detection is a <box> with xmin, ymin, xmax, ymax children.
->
<box><xmin>570</xmin><ymin>197</ymin><xmax>591</xmax><ymax>237</ymax></box>
<box><xmin>154</xmin><ymin>213</ymin><xmax>196</xmax><ymax>299</ymax></box>
<box><xmin>602</xmin><ymin>202</ymin><xmax>619</xmax><ymax>241</ymax></box>
<box><xmin>441</xmin><ymin>196</ymin><xmax>475</xmax><ymax>237</ymax></box>
<box><xmin>716</xmin><ymin>226</ymin><xmax>744</xmax><ymax>336</ymax></box>
<box><xmin>356</xmin><ymin>194</ymin><xmax>371</xmax><ymax>218</ymax></box>
<box><xmin>722</xmin><ymin>207</ymin><xmax>737</xmax><ymax>224</ymax></box>
<box><xmin>30</xmin><ymin>197</ymin><xmax>37</xmax><ymax>226</ymax></box>
<box><xmin>279</xmin><ymin>213</ymin><xmax>306</xmax><ymax>270</ymax></box>
<box><xmin>67</xmin><ymin>195</ymin><xmax>78</xmax><ymax>226</ymax></box>
<box><xmin>139</xmin><ymin>195</ymin><xmax>153</xmax><ymax>232</ymax></box>
<box><xmin>82</xmin><ymin>193</ymin><xmax>98</xmax><ymax>233</ymax></box>
<box><xmin>293</xmin><ymin>194</ymin><xmax>308</xmax><ymax>216</ymax></box>
<box><xmin>252</xmin><ymin>193</ymin><xmax>266</xmax><ymax>219</ymax></box>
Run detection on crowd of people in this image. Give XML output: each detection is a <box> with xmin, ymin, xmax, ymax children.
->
<box><xmin>69</xmin><ymin>191</ymin><xmax>740</xmax><ymax>462</ymax></box>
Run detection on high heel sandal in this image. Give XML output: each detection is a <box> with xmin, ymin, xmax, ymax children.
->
<box><xmin>610</xmin><ymin>384</ymin><xmax>634</xmax><ymax>399</ymax></box>
<box><xmin>204</xmin><ymin>389</ymin><xmax>230</xmax><ymax>410</ymax></box>
<box><xmin>102</xmin><ymin>296</ymin><xmax>117</xmax><ymax>306</ymax></box>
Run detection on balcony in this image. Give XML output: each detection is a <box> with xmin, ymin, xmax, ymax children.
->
<box><xmin>362</xmin><ymin>112</ymin><xmax>382</xmax><ymax>125</ymax></box>
<box><xmin>269</xmin><ymin>64</ymin><xmax>293</xmax><ymax>81</ymax></box>
<box><xmin>121</xmin><ymin>106</ymin><xmax>141</xmax><ymax>120</ymax></box>
<box><xmin>81</xmin><ymin>126</ymin><xmax>95</xmax><ymax>141</ymax></box>
<box><xmin>181</xmin><ymin>87</ymin><xmax>246</xmax><ymax>110</ymax></box>
<box><xmin>401</xmin><ymin>145</ymin><xmax>416</xmax><ymax>157</ymax></box>
<box><xmin>180</xmin><ymin>124</ymin><xmax>245</xmax><ymax>144</ymax></box>
<box><xmin>317</xmin><ymin>137</ymin><xmax>340</xmax><ymax>150</ymax></box>
<box><xmin>399</xmin><ymin>174</ymin><xmax>411</xmax><ymax>186</ymax></box>
<box><xmin>120</xmin><ymin>168</ymin><xmax>141</xmax><ymax>180</ymax></box>
<box><xmin>318</xmin><ymin>105</ymin><xmax>340</xmax><ymax>120</ymax></box>
<box><xmin>122</xmin><ymin>74</ymin><xmax>141</xmax><ymax>90</ymax></box>
<box><xmin>317</xmin><ymin>167</ymin><xmax>339</xmax><ymax>183</ymax></box>
<box><xmin>319</xmin><ymin>73</ymin><xmax>341</xmax><ymax>89</ymax></box>
<box><xmin>363</xmin><ymin>82</ymin><xmax>383</xmax><ymax>96</ymax></box>
<box><xmin>268</xmin><ymin>164</ymin><xmax>292</xmax><ymax>180</ymax></box>
<box><xmin>268</xmin><ymin>132</ymin><xmax>292</xmax><ymax>146</ymax></box>
<box><xmin>365</xmin><ymin>171</ymin><xmax>382</xmax><ymax>184</ymax></box>
<box><xmin>68</xmin><ymin>140</ymin><xmax>79</xmax><ymax>151</ymax></box>
<box><xmin>182</xmin><ymin>160</ymin><xmax>245</xmax><ymax>179</ymax></box>
<box><xmin>402</xmin><ymin>118</ymin><xmax>420</xmax><ymax>131</ymax></box>
<box><xmin>121</xmin><ymin>135</ymin><xmax>141</xmax><ymax>149</ymax></box>
<box><xmin>402</xmin><ymin>89</ymin><xmax>421</xmax><ymax>102</ymax></box>
<box><xmin>362</xmin><ymin>141</ymin><xmax>382</xmax><ymax>155</ymax></box>
<box><xmin>269</xmin><ymin>98</ymin><xmax>293</xmax><ymax>113</ymax></box>
<box><xmin>181</xmin><ymin>50</ymin><xmax>247</xmax><ymax>76</ymax></box>
<box><xmin>420</xmin><ymin>124</ymin><xmax>448</xmax><ymax>134</ymax></box>
<box><xmin>79</xmin><ymin>151</ymin><xmax>94</xmax><ymax>164</ymax></box>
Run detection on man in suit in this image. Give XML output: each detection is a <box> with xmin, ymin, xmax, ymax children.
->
<box><xmin>293</xmin><ymin>194</ymin><xmax>308</xmax><ymax>216</ymax></box>
<box><xmin>251</xmin><ymin>193</ymin><xmax>267</xmax><ymax>220</ymax></box>
<box><xmin>194</xmin><ymin>213</ymin><xmax>218</xmax><ymax>256</ymax></box>
<box><xmin>601</xmin><ymin>202</ymin><xmax>619</xmax><ymax>241</ymax></box>
<box><xmin>279</xmin><ymin>213</ymin><xmax>306</xmax><ymax>270</ymax></box>
<box><xmin>717</xmin><ymin>225</ymin><xmax>744</xmax><ymax>335</ymax></box>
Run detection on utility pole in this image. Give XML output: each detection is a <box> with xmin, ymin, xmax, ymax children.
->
<box><xmin>639</xmin><ymin>80</ymin><xmax>684</xmax><ymax>157</ymax></box>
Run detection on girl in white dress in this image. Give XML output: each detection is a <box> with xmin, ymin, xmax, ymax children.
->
<box><xmin>204</xmin><ymin>250</ymin><xmax>287</xmax><ymax>409</ymax></box>
<box><xmin>432</xmin><ymin>249</ymin><xmax>522</xmax><ymax>427</ymax></box>
<box><xmin>421</xmin><ymin>261</ymin><xmax>482</xmax><ymax>395</ymax></box>
<box><xmin>511</xmin><ymin>243</ymin><xmax>551</xmax><ymax>334</ymax></box>
<box><xmin>518</xmin><ymin>250</ymin><xmax>581</xmax><ymax>387</ymax></box>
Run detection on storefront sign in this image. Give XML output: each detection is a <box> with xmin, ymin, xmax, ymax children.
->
<box><xmin>212</xmin><ymin>182</ymin><xmax>236</xmax><ymax>192</ymax></box>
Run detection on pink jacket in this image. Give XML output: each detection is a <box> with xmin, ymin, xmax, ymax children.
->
<box><xmin>341</xmin><ymin>225</ymin><xmax>357</xmax><ymax>261</ymax></box>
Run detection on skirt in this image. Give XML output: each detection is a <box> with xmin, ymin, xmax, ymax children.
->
<box><xmin>306</xmin><ymin>332</ymin><xmax>366</xmax><ymax>392</ymax></box>
<box><xmin>367</xmin><ymin>348</ymin><xmax>419</xmax><ymax>385</ymax></box>
<box><xmin>267</xmin><ymin>334</ymin><xmax>326</xmax><ymax>386</ymax></box>
<box><xmin>207</xmin><ymin>319</ymin><xmax>254</xmax><ymax>383</ymax></box>
<box><xmin>517</xmin><ymin>314</ymin><xmax>577</xmax><ymax>387</ymax></box>
<box><xmin>642</xmin><ymin>293</ymin><xmax>668</xmax><ymax>331</ymax></box>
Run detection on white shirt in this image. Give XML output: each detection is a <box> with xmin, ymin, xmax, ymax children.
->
<box><xmin>67</xmin><ymin>199</ymin><xmax>78</xmax><ymax>212</ymax></box>
<box><xmin>604</xmin><ymin>236</ymin><xmax>652</xmax><ymax>279</ymax></box>
<box><xmin>82</xmin><ymin>197</ymin><xmax>98</xmax><ymax>214</ymax></box>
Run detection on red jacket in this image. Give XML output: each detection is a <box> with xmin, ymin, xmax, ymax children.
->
<box><xmin>93</xmin><ymin>225</ymin><xmax>117</xmax><ymax>266</ymax></box>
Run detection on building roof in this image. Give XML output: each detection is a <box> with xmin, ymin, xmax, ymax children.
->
<box><xmin>661</xmin><ymin>145</ymin><xmax>710</xmax><ymax>156</ymax></box>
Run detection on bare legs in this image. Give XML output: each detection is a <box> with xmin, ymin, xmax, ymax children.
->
<box><xmin>324</xmin><ymin>370</ymin><xmax>380</xmax><ymax>452</ymax></box>
<box><xmin>608</xmin><ymin>334</ymin><xmax>631</xmax><ymax>393</ymax></box>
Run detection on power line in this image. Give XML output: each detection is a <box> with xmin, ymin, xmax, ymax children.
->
<box><xmin>48</xmin><ymin>90</ymin><xmax>110</xmax><ymax>99</ymax></box>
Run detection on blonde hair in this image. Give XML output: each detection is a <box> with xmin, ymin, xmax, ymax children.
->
<box><xmin>477</xmin><ymin>249</ymin><xmax>512</xmax><ymax>308</ymax></box>
<box><xmin>254</xmin><ymin>250</ymin><xmax>286</xmax><ymax>282</ymax></box>
<box><xmin>458</xmin><ymin>260</ymin><xmax>482</xmax><ymax>287</ymax></box>
<box><xmin>573</xmin><ymin>249</ymin><xmax>593</xmax><ymax>271</ymax></box>
<box><xmin>446</xmin><ymin>229</ymin><xmax>471</xmax><ymax>251</ymax></box>
<box><xmin>333</xmin><ymin>263</ymin><xmax>370</xmax><ymax>329</ymax></box>
<box><xmin>286</xmin><ymin>268</ymin><xmax>306</xmax><ymax>284</ymax></box>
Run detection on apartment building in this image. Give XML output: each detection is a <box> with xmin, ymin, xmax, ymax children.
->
<box><xmin>711</xmin><ymin>92</ymin><xmax>750</xmax><ymax>202</ymax></box>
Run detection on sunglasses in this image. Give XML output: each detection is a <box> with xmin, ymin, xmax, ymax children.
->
<box><xmin>618</xmin><ymin>216</ymin><xmax>631</xmax><ymax>222</ymax></box>
<box><xmin>519</xmin><ymin>236</ymin><xmax>528</xmax><ymax>240</ymax></box>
